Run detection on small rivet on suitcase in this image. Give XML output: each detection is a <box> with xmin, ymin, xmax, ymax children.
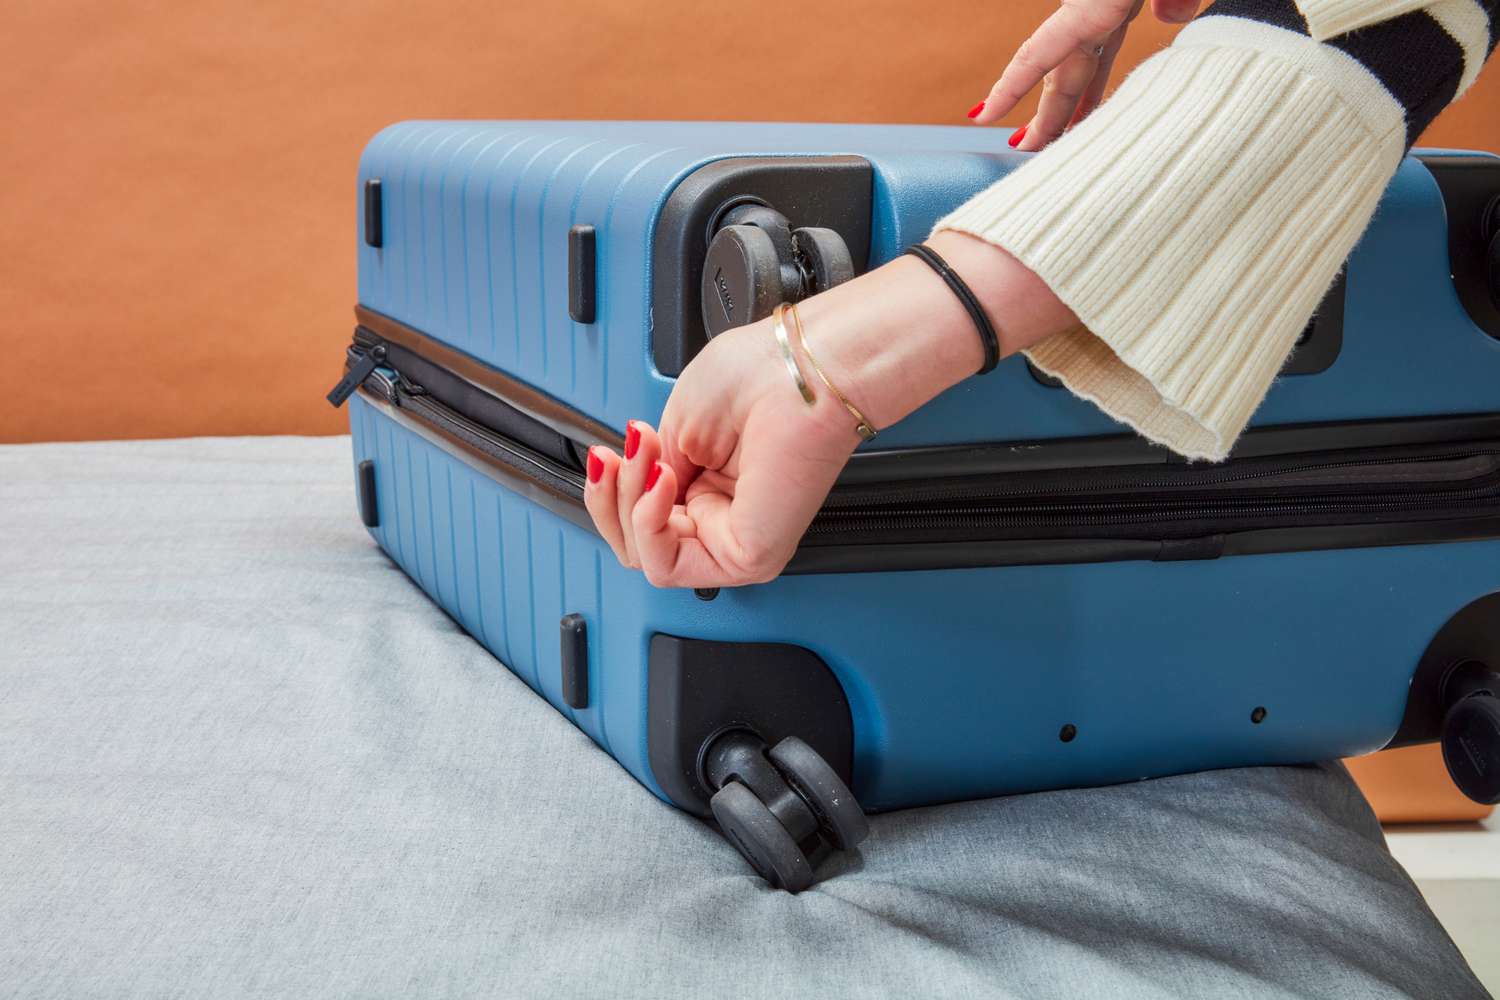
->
<box><xmin>694</xmin><ymin>588</ymin><xmax>720</xmax><ymax>602</ymax></box>
<box><xmin>1250</xmin><ymin>706</ymin><xmax>1268</xmax><ymax>724</ymax></box>
<box><xmin>1058</xmin><ymin>724</ymin><xmax>1077</xmax><ymax>743</ymax></box>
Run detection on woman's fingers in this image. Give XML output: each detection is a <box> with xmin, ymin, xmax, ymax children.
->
<box><xmin>635</xmin><ymin>464</ymin><xmax>750</xmax><ymax>589</ymax></box>
<box><xmin>631</xmin><ymin>461</ymin><xmax>691</xmax><ymax>587</ymax></box>
<box><xmin>588</xmin><ymin>436</ymin><xmax>707</xmax><ymax>580</ymax></box>
<box><xmin>1017</xmin><ymin>50</ymin><xmax>1100</xmax><ymax>151</ymax></box>
<box><xmin>1069</xmin><ymin>23</ymin><xmax>1129</xmax><ymax>128</ymax></box>
<box><xmin>635</xmin><ymin>466</ymin><xmax>763</xmax><ymax>590</ymax></box>
<box><xmin>636</xmin><ymin>463</ymin><xmax>811</xmax><ymax>590</ymax></box>
<box><xmin>616</xmin><ymin>420</ymin><xmax>661</xmax><ymax>567</ymax></box>
<box><xmin>656</xmin><ymin>427</ymin><xmax>702</xmax><ymax>505</ymax></box>
<box><xmin>583</xmin><ymin>446</ymin><xmax>630</xmax><ymax>565</ymax></box>
<box><xmin>971</xmin><ymin>1</ymin><xmax>1131</xmax><ymax>125</ymax></box>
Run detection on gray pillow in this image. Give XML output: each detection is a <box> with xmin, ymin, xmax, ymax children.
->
<box><xmin>0</xmin><ymin>436</ymin><xmax>1485</xmax><ymax>999</ymax></box>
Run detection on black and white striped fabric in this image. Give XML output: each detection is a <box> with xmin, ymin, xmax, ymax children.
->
<box><xmin>1202</xmin><ymin>0</ymin><xmax>1498</xmax><ymax>144</ymax></box>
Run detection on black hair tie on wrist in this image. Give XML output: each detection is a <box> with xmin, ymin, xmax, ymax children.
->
<box><xmin>903</xmin><ymin>243</ymin><xmax>1001</xmax><ymax>375</ymax></box>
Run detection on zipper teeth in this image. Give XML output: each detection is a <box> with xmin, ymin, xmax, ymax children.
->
<box><xmin>358</xmin><ymin>329</ymin><xmax>1486</xmax><ymax>501</ymax></box>
<box><xmin>364</xmin><ymin>364</ymin><xmax>585</xmax><ymax>497</ymax></box>
<box><xmin>808</xmin><ymin>486</ymin><xmax>1500</xmax><ymax>534</ymax></box>
<box><xmin>404</xmin><ymin>391</ymin><xmax>585</xmax><ymax>493</ymax></box>
<box><xmin>349</xmin><ymin>340</ymin><xmax>1500</xmax><ymax>541</ymax></box>
<box><xmin>816</xmin><ymin>476</ymin><xmax>1500</xmax><ymax>520</ymax></box>
<box><xmin>825</xmin><ymin>450</ymin><xmax>1500</xmax><ymax>507</ymax></box>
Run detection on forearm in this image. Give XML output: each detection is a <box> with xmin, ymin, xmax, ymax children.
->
<box><xmin>792</xmin><ymin>231</ymin><xmax>1077</xmax><ymax>430</ymax></box>
<box><xmin>932</xmin><ymin>0</ymin><xmax>1496</xmax><ymax>460</ymax></box>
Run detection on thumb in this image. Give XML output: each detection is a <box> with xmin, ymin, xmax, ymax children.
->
<box><xmin>1152</xmin><ymin>0</ymin><xmax>1201</xmax><ymax>22</ymax></box>
<box><xmin>657</xmin><ymin>426</ymin><xmax>702</xmax><ymax>505</ymax></box>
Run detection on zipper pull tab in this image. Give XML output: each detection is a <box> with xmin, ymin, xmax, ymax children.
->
<box><xmin>326</xmin><ymin>344</ymin><xmax>386</xmax><ymax>407</ymax></box>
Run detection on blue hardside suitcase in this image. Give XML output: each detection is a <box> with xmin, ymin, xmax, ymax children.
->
<box><xmin>332</xmin><ymin>121</ymin><xmax>1500</xmax><ymax>890</ymax></box>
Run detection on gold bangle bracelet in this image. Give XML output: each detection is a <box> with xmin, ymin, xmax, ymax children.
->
<box><xmin>771</xmin><ymin>303</ymin><xmax>816</xmax><ymax>406</ymax></box>
<box><xmin>786</xmin><ymin>302</ymin><xmax>878</xmax><ymax>441</ymax></box>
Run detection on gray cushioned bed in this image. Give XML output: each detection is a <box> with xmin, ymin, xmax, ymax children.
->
<box><xmin>0</xmin><ymin>436</ymin><xmax>1487</xmax><ymax>999</ymax></box>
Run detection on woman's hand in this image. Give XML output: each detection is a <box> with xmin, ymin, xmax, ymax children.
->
<box><xmin>968</xmin><ymin>0</ymin><xmax>1202</xmax><ymax>151</ymax></box>
<box><xmin>585</xmin><ymin>232</ymin><xmax>1078</xmax><ymax>589</ymax></box>
<box><xmin>583</xmin><ymin>320</ymin><xmax>861</xmax><ymax>588</ymax></box>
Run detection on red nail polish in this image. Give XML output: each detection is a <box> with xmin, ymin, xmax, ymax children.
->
<box><xmin>586</xmin><ymin>448</ymin><xmax>603</xmax><ymax>484</ymax></box>
<box><xmin>644</xmin><ymin>462</ymin><xmax>663</xmax><ymax>492</ymax></box>
<box><xmin>1008</xmin><ymin>124</ymin><xmax>1029</xmax><ymax>149</ymax></box>
<box><xmin>624</xmin><ymin>421</ymin><xmax>640</xmax><ymax>460</ymax></box>
<box><xmin>967</xmin><ymin>100</ymin><xmax>985</xmax><ymax>120</ymax></box>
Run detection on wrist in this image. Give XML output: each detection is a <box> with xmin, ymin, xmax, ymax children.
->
<box><xmin>923</xmin><ymin>230</ymin><xmax>1077</xmax><ymax>355</ymax></box>
<box><xmin>790</xmin><ymin>256</ymin><xmax>982</xmax><ymax>431</ymax></box>
<box><xmin>789</xmin><ymin>232</ymin><xmax>1075</xmax><ymax>431</ymax></box>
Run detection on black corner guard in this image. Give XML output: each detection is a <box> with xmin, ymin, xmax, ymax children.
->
<box><xmin>1418</xmin><ymin>153</ymin><xmax>1500</xmax><ymax>339</ymax></box>
<box><xmin>649</xmin><ymin>156</ymin><xmax>873</xmax><ymax>374</ymax></box>
<box><xmin>646</xmin><ymin>634</ymin><xmax>855</xmax><ymax>817</ymax></box>
<box><xmin>1389</xmin><ymin>592</ymin><xmax>1500</xmax><ymax>747</ymax></box>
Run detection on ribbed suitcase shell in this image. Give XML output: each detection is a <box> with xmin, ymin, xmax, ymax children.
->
<box><xmin>349</xmin><ymin>122</ymin><xmax>1500</xmax><ymax>810</ymax></box>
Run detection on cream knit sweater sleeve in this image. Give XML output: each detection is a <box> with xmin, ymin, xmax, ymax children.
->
<box><xmin>935</xmin><ymin>0</ymin><xmax>1497</xmax><ymax>461</ymax></box>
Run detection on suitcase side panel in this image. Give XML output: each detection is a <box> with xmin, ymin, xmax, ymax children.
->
<box><xmin>683</xmin><ymin>538</ymin><xmax>1500</xmax><ymax>812</ymax></box>
<box><xmin>353</xmin><ymin>390</ymin><xmax>1500</xmax><ymax>813</ymax></box>
<box><xmin>350</xmin><ymin>392</ymin><xmax>667</xmax><ymax>800</ymax></box>
<box><xmin>358</xmin><ymin>122</ymin><xmax>703</xmax><ymax>437</ymax></box>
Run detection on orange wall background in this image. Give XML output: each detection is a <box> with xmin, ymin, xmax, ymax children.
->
<box><xmin>4</xmin><ymin>1</ymin><xmax>1499</xmax><ymax>443</ymax></box>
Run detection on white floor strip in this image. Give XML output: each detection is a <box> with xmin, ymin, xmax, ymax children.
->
<box><xmin>1385</xmin><ymin>815</ymin><xmax>1500</xmax><ymax>880</ymax></box>
<box><xmin>1386</xmin><ymin>816</ymin><xmax>1498</xmax><ymax>992</ymax></box>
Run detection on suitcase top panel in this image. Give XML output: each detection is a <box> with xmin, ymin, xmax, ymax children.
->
<box><xmin>355</xmin><ymin>121</ymin><xmax>1500</xmax><ymax>449</ymax></box>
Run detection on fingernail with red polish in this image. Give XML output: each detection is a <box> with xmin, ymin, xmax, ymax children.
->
<box><xmin>1008</xmin><ymin>124</ymin><xmax>1029</xmax><ymax>149</ymax></box>
<box><xmin>624</xmin><ymin>421</ymin><xmax>641</xmax><ymax>460</ymax></box>
<box><xmin>586</xmin><ymin>448</ymin><xmax>603</xmax><ymax>484</ymax></box>
<box><xmin>644</xmin><ymin>462</ymin><xmax>663</xmax><ymax>492</ymax></box>
<box><xmin>967</xmin><ymin>100</ymin><xmax>985</xmax><ymax>120</ymax></box>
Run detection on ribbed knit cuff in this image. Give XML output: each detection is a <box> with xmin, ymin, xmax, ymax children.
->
<box><xmin>934</xmin><ymin>17</ymin><xmax>1408</xmax><ymax>461</ymax></box>
<box><xmin>1296</xmin><ymin>0</ymin><xmax>1435</xmax><ymax>40</ymax></box>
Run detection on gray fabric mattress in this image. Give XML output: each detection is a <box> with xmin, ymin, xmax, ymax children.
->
<box><xmin>0</xmin><ymin>436</ymin><xmax>1486</xmax><ymax>999</ymax></box>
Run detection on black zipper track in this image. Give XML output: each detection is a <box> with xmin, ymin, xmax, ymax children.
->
<box><xmin>809</xmin><ymin>462</ymin><xmax>1500</xmax><ymax>531</ymax></box>
<box><xmin>362</xmin><ymin>366</ymin><xmax>586</xmax><ymax>503</ymax></box>
<box><xmin>806</xmin><ymin>489</ymin><xmax>1500</xmax><ymax>536</ymax></box>
<box><xmin>344</xmin><ymin>339</ymin><xmax>1500</xmax><ymax>549</ymax></box>
<box><xmin>819</xmin><ymin>449</ymin><xmax>1500</xmax><ymax>507</ymax></box>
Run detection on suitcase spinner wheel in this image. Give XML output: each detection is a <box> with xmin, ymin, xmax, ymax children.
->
<box><xmin>1440</xmin><ymin>661</ymin><xmax>1500</xmax><ymax>805</ymax></box>
<box><xmin>700</xmin><ymin>200</ymin><xmax>855</xmax><ymax>339</ymax></box>
<box><xmin>704</xmin><ymin>732</ymin><xmax>869</xmax><ymax>892</ymax></box>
